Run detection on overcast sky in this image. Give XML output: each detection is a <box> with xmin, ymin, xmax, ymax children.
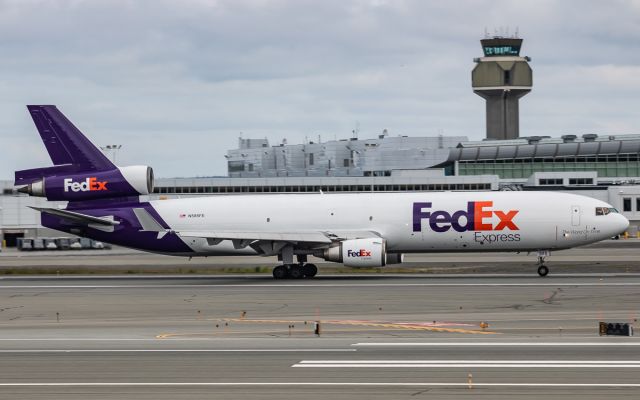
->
<box><xmin>1</xmin><ymin>0</ymin><xmax>639</xmax><ymax>178</ymax></box>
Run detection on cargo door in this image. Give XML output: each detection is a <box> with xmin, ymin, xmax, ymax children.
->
<box><xmin>571</xmin><ymin>205</ymin><xmax>581</xmax><ymax>226</ymax></box>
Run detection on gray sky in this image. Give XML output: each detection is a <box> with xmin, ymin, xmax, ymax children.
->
<box><xmin>1</xmin><ymin>0</ymin><xmax>639</xmax><ymax>178</ymax></box>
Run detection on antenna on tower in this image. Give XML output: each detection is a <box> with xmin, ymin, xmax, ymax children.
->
<box><xmin>514</xmin><ymin>26</ymin><xmax>519</xmax><ymax>39</ymax></box>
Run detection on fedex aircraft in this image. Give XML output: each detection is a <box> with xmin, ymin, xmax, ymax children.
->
<box><xmin>15</xmin><ymin>106</ymin><xmax>628</xmax><ymax>278</ymax></box>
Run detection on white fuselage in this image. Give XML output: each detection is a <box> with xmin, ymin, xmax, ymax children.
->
<box><xmin>151</xmin><ymin>191</ymin><xmax>628</xmax><ymax>256</ymax></box>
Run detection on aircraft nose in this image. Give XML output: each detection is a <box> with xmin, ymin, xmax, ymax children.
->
<box><xmin>617</xmin><ymin>214</ymin><xmax>630</xmax><ymax>235</ymax></box>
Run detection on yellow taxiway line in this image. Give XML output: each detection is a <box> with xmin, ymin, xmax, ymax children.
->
<box><xmin>156</xmin><ymin>318</ymin><xmax>498</xmax><ymax>338</ymax></box>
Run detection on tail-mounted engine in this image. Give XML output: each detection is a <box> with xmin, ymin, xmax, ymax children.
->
<box><xmin>17</xmin><ymin>165</ymin><xmax>154</xmax><ymax>201</ymax></box>
<box><xmin>15</xmin><ymin>105</ymin><xmax>155</xmax><ymax>202</ymax></box>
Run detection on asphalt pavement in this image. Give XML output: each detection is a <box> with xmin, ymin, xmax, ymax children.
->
<box><xmin>0</xmin><ymin>273</ymin><xmax>639</xmax><ymax>399</ymax></box>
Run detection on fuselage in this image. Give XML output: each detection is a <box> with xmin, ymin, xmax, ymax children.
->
<box><xmin>48</xmin><ymin>191</ymin><xmax>629</xmax><ymax>257</ymax></box>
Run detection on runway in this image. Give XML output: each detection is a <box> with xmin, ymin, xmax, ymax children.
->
<box><xmin>0</xmin><ymin>274</ymin><xmax>639</xmax><ymax>399</ymax></box>
<box><xmin>3</xmin><ymin>240</ymin><xmax>640</xmax><ymax>275</ymax></box>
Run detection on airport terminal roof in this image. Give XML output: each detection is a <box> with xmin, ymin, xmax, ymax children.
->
<box><xmin>446</xmin><ymin>134</ymin><xmax>640</xmax><ymax>162</ymax></box>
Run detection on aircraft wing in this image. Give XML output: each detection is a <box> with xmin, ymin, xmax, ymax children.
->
<box><xmin>177</xmin><ymin>230</ymin><xmax>332</xmax><ymax>244</ymax></box>
<box><xmin>176</xmin><ymin>230</ymin><xmax>381</xmax><ymax>243</ymax></box>
<box><xmin>131</xmin><ymin>208</ymin><xmax>381</xmax><ymax>253</ymax></box>
<box><xmin>175</xmin><ymin>230</ymin><xmax>382</xmax><ymax>255</ymax></box>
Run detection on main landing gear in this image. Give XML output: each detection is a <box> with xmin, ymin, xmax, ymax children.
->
<box><xmin>272</xmin><ymin>263</ymin><xmax>318</xmax><ymax>279</ymax></box>
<box><xmin>536</xmin><ymin>250</ymin><xmax>550</xmax><ymax>277</ymax></box>
<box><xmin>272</xmin><ymin>249</ymin><xmax>318</xmax><ymax>279</ymax></box>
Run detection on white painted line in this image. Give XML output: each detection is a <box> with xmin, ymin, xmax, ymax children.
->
<box><xmin>1</xmin><ymin>282</ymin><xmax>640</xmax><ymax>288</ymax></box>
<box><xmin>354</xmin><ymin>342</ymin><xmax>640</xmax><ymax>347</ymax></box>
<box><xmin>294</xmin><ymin>364</ymin><xmax>640</xmax><ymax>368</ymax></box>
<box><xmin>0</xmin><ymin>382</ymin><xmax>639</xmax><ymax>387</ymax></box>
<box><xmin>0</xmin><ymin>339</ymin><xmax>163</xmax><ymax>342</ymax></box>
<box><xmin>299</xmin><ymin>360</ymin><xmax>640</xmax><ymax>364</ymax></box>
<box><xmin>0</xmin><ymin>349</ymin><xmax>355</xmax><ymax>353</ymax></box>
<box><xmin>3</xmin><ymin>273</ymin><xmax>640</xmax><ymax>279</ymax></box>
<box><xmin>294</xmin><ymin>360</ymin><xmax>640</xmax><ymax>368</ymax></box>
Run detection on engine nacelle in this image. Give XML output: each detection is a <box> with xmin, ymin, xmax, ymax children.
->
<box><xmin>18</xmin><ymin>165</ymin><xmax>154</xmax><ymax>201</ymax></box>
<box><xmin>321</xmin><ymin>238</ymin><xmax>387</xmax><ymax>267</ymax></box>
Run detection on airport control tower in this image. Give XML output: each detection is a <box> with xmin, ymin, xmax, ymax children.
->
<box><xmin>472</xmin><ymin>34</ymin><xmax>532</xmax><ymax>140</ymax></box>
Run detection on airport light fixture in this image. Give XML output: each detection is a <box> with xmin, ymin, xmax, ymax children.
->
<box><xmin>100</xmin><ymin>144</ymin><xmax>123</xmax><ymax>164</ymax></box>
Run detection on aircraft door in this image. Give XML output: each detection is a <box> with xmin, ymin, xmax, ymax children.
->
<box><xmin>571</xmin><ymin>205</ymin><xmax>581</xmax><ymax>226</ymax></box>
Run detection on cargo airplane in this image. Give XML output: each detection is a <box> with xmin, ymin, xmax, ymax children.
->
<box><xmin>15</xmin><ymin>106</ymin><xmax>629</xmax><ymax>278</ymax></box>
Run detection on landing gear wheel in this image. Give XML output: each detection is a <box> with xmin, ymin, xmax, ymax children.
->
<box><xmin>289</xmin><ymin>265</ymin><xmax>305</xmax><ymax>279</ymax></box>
<box><xmin>302</xmin><ymin>263</ymin><xmax>318</xmax><ymax>278</ymax></box>
<box><xmin>537</xmin><ymin>265</ymin><xmax>549</xmax><ymax>277</ymax></box>
<box><xmin>536</xmin><ymin>250</ymin><xmax>550</xmax><ymax>278</ymax></box>
<box><xmin>273</xmin><ymin>265</ymin><xmax>288</xmax><ymax>279</ymax></box>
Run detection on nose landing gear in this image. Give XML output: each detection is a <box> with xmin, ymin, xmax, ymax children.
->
<box><xmin>536</xmin><ymin>250</ymin><xmax>550</xmax><ymax>277</ymax></box>
<box><xmin>537</xmin><ymin>264</ymin><xmax>549</xmax><ymax>277</ymax></box>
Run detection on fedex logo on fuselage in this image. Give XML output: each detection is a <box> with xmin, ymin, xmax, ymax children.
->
<box><xmin>412</xmin><ymin>201</ymin><xmax>519</xmax><ymax>233</ymax></box>
<box><xmin>63</xmin><ymin>177</ymin><xmax>108</xmax><ymax>193</ymax></box>
<box><xmin>347</xmin><ymin>249</ymin><xmax>372</xmax><ymax>257</ymax></box>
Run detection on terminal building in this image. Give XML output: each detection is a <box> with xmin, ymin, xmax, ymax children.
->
<box><xmin>226</xmin><ymin>133</ymin><xmax>466</xmax><ymax>178</ymax></box>
<box><xmin>443</xmin><ymin>134</ymin><xmax>640</xmax><ymax>182</ymax></box>
<box><xmin>2</xmin><ymin>33</ymin><xmax>640</xmax><ymax>246</ymax></box>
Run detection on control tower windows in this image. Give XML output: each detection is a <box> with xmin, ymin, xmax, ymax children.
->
<box><xmin>483</xmin><ymin>45</ymin><xmax>521</xmax><ymax>57</ymax></box>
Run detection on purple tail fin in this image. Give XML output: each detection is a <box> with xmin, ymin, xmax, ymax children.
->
<box><xmin>27</xmin><ymin>105</ymin><xmax>115</xmax><ymax>171</ymax></box>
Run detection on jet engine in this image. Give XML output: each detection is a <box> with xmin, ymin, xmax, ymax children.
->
<box><xmin>17</xmin><ymin>165</ymin><xmax>154</xmax><ymax>201</ymax></box>
<box><xmin>319</xmin><ymin>238</ymin><xmax>388</xmax><ymax>267</ymax></box>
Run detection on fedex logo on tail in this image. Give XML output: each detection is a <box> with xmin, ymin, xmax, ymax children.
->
<box><xmin>63</xmin><ymin>177</ymin><xmax>108</xmax><ymax>192</ymax></box>
<box><xmin>413</xmin><ymin>201</ymin><xmax>519</xmax><ymax>233</ymax></box>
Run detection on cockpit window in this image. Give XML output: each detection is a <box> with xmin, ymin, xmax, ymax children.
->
<box><xmin>596</xmin><ymin>207</ymin><xmax>618</xmax><ymax>216</ymax></box>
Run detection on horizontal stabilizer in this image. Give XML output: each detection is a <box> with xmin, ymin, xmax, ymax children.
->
<box><xmin>15</xmin><ymin>164</ymin><xmax>79</xmax><ymax>186</ymax></box>
<box><xmin>29</xmin><ymin>207</ymin><xmax>119</xmax><ymax>226</ymax></box>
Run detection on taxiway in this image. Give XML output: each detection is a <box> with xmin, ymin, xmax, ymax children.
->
<box><xmin>0</xmin><ymin>274</ymin><xmax>638</xmax><ymax>399</ymax></box>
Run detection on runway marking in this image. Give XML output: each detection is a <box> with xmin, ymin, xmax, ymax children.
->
<box><xmin>354</xmin><ymin>342</ymin><xmax>640</xmax><ymax>346</ymax></box>
<box><xmin>0</xmin><ymin>338</ymin><xmax>163</xmax><ymax>341</ymax></box>
<box><xmin>2</xmin><ymin>282</ymin><xmax>640</xmax><ymax>288</ymax></box>
<box><xmin>0</xmin><ymin>349</ymin><xmax>357</xmax><ymax>353</ymax></box>
<box><xmin>299</xmin><ymin>360</ymin><xmax>640</xmax><ymax>364</ymax></box>
<box><xmin>156</xmin><ymin>318</ymin><xmax>497</xmax><ymax>337</ymax></box>
<box><xmin>294</xmin><ymin>364</ymin><xmax>640</xmax><ymax>368</ymax></box>
<box><xmin>0</xmin><ymin>382</ymin><xmax>639</xmax><ymax>387</ymax></box>
<box><xmin>294</xmin><ymin>360</ymin><xmax>640</xmax><ymax>368</ymax></box>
